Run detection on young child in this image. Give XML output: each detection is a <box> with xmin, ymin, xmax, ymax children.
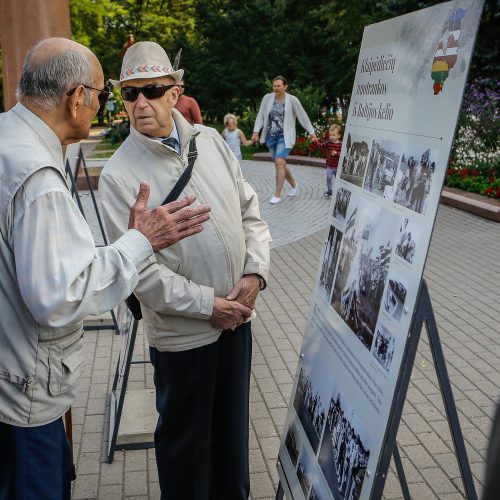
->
<box><xmin>320</xmin><ymin>124</ymin><xmax>343</xmax><ymax>198</ymax></box>
<box><xmin>221</xmin><ymin>113</ymin><xmax>254</xmax><ymax>161</ymax></box>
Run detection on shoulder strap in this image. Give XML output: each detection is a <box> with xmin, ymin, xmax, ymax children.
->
<box><xmin>162</xmin><ymin>134</ymin><xmax>198</xmax><ymax>205</ymax></box>
<box><xmin>125</xmin><ymin>134</ymin><xmax>199</xmax><ymax>321</ymax></box>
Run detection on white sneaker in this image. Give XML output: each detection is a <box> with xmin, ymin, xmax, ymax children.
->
<box><xmin>288</xmin><ymin>183</ymin><xmax>299</xmax><ymax>197</ymax></box>
<box><xmin>269</xmin><ymin>195</ymin><xmax>282</xmax><ymax>204</ymax></box>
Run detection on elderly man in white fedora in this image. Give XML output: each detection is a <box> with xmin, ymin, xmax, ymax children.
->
<box><xmin>99</xmin><ymin>41</ymin><xmax>271</xmax><ymax>499</ymax></box>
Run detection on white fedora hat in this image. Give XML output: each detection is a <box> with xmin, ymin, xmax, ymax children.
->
<box><xmin>109</xmin><ymin>41</ymin><xmax>184</xmax><ymax>88</ymax></box>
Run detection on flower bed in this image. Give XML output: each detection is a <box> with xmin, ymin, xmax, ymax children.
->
<box><xmin>445</xmin><ymin>162</ymin><xmax>500</xmax><ymax>199</ymax></box>
<box><xmin>291</xmin><ymin>135</ymin><xmax>327</xmax><ymax>158</ymax></box>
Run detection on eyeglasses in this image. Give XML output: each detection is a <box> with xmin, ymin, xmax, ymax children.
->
<box><xmin>66</xmin><ymin>84</ymin><xmax>111</xmax><ymax>106</ymax></box>
<box><xmin>121</xmin><ymin>84</ymin><xmax>177</xmax><ymax>102</ymax></box>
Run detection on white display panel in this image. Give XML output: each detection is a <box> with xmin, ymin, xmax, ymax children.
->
<box><xmin>277</xmin><ymin>2</ymin><xmax>483</xmax><ymax>499</ymax></box>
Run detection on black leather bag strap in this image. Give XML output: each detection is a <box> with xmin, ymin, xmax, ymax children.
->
<box><xmin>126</xmin><ymin>135</ymin><xmax>198</xmax><ymax>320</ymax></box>
<box><xmin>162</xmin><ymin>135</ymin><xmax>198</xmax><ymax>205</ymax></box>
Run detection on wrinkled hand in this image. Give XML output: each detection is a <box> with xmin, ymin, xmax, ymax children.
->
<box><xmin>226</xmin><ymin>275</ymin><xmax>260</xmax><ymax>310</ymax></box>
<box><xmin>209</xmin><ymin>297</ymin><xmax>252</xmax><ymax>331</ymax></box>
<box><xmin>129</xmin><ymin>182</ymin><xmax>211</xmax><ymax>252</ymax></box>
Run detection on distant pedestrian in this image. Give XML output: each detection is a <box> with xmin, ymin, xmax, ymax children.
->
<box><xmin>106</xmin><ymin>97</ymin><xmax>116</xmax><ymax>124</ymax></box>
<box><xmin>174</xmin><ymin>78</ymin><xmax>203</xmax><ymax>124</ymax></box>
<box><xmin>221</xmin><ymin>113</ymin><xmax>254</xmax><ymax>161</ymax></box>
<box><xmin>252</xmin><ymin>75</ymin><xmax>317</xmax><ymax>204</ymax></box>
<box><xmin>319</xmin><ymin>124</ymin><xmax>343</xmax><ymax>198</ymax></box>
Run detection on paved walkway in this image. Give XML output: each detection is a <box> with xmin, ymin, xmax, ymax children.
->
<box><xmin>73</xmin><ymin>155</ymin><xmax>499</xmax><ymax>499</ymax></box>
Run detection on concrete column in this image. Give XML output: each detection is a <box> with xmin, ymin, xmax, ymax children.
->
<box><xmin>0</xmin><ymin>0</ymin><xmax>71</xmax><ymax>111</ymax></box>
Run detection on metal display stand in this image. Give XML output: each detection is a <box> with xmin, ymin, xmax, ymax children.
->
<box><xmin>107</xmin><ymin>306</ymin><xmax>154</xmax><ymax>463</ymax></box>
<box><xmin>276</xmin><ymin>280</ymin><xmax>477</xmax><ymax>500</ymax></box>
<box><xmin>64</xmin><ymin>147</ymin><xmax>119</xmax><ymax>332</ymax></box>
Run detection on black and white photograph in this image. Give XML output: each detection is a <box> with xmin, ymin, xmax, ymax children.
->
<box><xmin>307</xmin><ymin>472</ymin><xmax>331</xmax><ymax>500</ymax></box>
<box><xmin>383</xmin><ymin>275</ymin><xmax>408</xmax><ymax>322</ymax></box>
<box><xmin>394</xmin><ymin>217</ymin><xmax>421</xmax><ymax>264</ymax></box>
<box><xmin>309</xmin><ymin>483</ymin><xmax>329</xmax><ymax>500</ymax></box>
<box><xmin>393</xmin><ymin>146</ymin><xmax>439</xmax><ymax>214</ymax></box>
<box><xmin>333</xmin><ymin>187</ymin><xmax>352</xmax><ymax>223</ymax></box>
<box><xmin>285</xmin><ymin>422</ymin><xmax>301</xmax><ymax>467</ymax></box>
<box><xmin>318</xmin><ymin>386</ymin><xmax>371</xmax><ymax>500</ymax></box>
<box><xmin>319</xmin><ymin>226</ymin><xmax>343</xmax><ymax>299</ymax></box>
<box><xmin>362</xmin><ymin>138</ymin><xmax>401</xmax><ymax>199</ymax></box>
<box><xmin>372</xmin><ymin>324</ymin><xmax>396</xmax><ymax>372</ymax></box>
<box><xmin>293</xmin><ymin>352</ymin><xmax>333</xmax><ymax>453</ymax></box>
<box><xmin>331</xmin><ymin>201</ymin><xmax>398</xmax><ymax>350</ymax></box>
<box><xmin>297</xmin><ymin>446</ymin><xmax>314</xmax><ymax>498</ymax></box>
<box><xmin>340</xmin><ymin>133</ymin><xmax>371</xmax><ymax>187</ymax></box>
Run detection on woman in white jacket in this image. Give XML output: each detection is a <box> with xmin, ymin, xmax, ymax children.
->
<box><xmin>252</xmin><ymin>76</ymin><xmax>317</xmax><ymax>204</ymax></box>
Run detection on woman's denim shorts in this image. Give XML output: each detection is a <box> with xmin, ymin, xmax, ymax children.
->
<box><xmin>266</xmin><ymin>135</ymin><xmax>291</xmax><ymax>160</ymax></box>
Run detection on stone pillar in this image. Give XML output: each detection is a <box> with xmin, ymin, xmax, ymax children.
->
<box><xmin>0</xmin><ymin>0</ymin><xmax>71</xmax><ymax>111</ymax></box>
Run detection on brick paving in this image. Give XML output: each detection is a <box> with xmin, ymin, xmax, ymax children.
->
<box><xmin>73</xmin><ymin>153</ymin><xmax>500</xmax><ymax>499</ymax></box>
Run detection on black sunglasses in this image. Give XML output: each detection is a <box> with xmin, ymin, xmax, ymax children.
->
<box><xmin>121</xmin><ymin>84</ymin><xmax>177</xmax><ymax>102</ymax></box>
<box><xmin>66</xmin><ymin>84</ymin><xmax>111</xmax><ymax>106</ymax></box>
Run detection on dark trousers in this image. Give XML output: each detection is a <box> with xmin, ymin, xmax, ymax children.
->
<box><xmin>149</xmin><ymin>323</ymin><xmax>252</xmax><ymax>500</ymax></box>
<box><xmin>0</xmin><ymin>417</ymin><xmax>71</xmax><ymax>500</ymax></box>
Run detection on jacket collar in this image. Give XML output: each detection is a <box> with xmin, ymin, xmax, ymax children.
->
<box><xmin>12</xmin><ymin>102</ymin><xmax>64</xmax><ymax>167</ymax></box>
<box><xmin>129</xmin><ymin>107</ymin><xmax>198</xmax><ymax>158</ymax></box>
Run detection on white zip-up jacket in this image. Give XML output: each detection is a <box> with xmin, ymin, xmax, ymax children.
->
<box><xmin>253</xmin><ymin>92</ymin><xmax>315</xmax><ymax>148</ymax></box>
<box><xmin>100</xmin><ymin>109</ymin><xmax>271</xmax><ymax>352</ymax></box>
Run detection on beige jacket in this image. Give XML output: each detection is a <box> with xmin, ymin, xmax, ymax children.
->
<box><xmin>100</xmin><ymin>110</ymin><xmax>271</xmax><ymax>352</ymax></box>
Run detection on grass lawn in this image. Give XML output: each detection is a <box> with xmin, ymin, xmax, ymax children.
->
<box><xmin>90</xmin><ymin>121</ymin><xmax>268</xmax><ymax>160</ymax></box>
<box><xmin>242</xmin><ymin>143</ymin><xmax>267</xmax><ymax>160</ymax></box>
<box><xmin>89</xmin><ymin>139</ymin><xmax>122</xmax><ymax>158</ymax></box>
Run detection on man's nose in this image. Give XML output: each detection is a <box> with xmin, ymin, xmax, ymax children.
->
<box><xmin>135</xmin><ymin>92</ymin><xmax>149</xmax><ymax>107</ymax></box>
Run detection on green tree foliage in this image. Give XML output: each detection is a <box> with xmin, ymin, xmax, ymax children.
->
<box><xmin>57</xmin><ymin>0</ymin><xmax>500</xmax><ymax>123</ymax></box>
<box><xmin>69</xmin><ymin>0</ymin><xmax>195</xmax><ymax>84</ymax></box>
<box><xmin>182</xmin><ymin>0</ymin><xmax>285</xmax><ymax>121</ymax></box>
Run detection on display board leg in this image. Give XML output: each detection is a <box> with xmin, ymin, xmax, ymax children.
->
<box><xmin>65</xmin><ymin>159</ymin><xmax>85</xmax><ymax>215</ymax></box>
<box><xmin>107</xmin><ymin>318</ymin><xmax>139</xmax><ymax>463</ymax></box>
<box><xmin>392</xmin><ymin>445</ymin><xmax>411</xmax><ymax>500</ymax></box>
<box><xmin>275</xmin><ymin>481</ymin><xmax>284</xmax><ymax>500</ymax></box>
<box><xmin>419</xmin><ymin>282</ymin><xmax>478</xmax><ymax>500</ymax></box>
<box><xmin>65</xmin><ymin>152</ymin><xmax>119</xmax><ymax>333</ymax></box>
<box><xmin>80</xmin><ymin>149</ymin><xmax>109</xmax><ymax>246</ymax></box>
<box><xmin>373</xmin><ymin>280</ymin><xmax>477</xmax><ymax>500</ymax></box>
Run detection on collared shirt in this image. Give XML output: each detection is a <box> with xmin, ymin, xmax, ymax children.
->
<box><xmin>152</xmin><ymin>121</ymin><xmax>181</xmax><ymax>154</ymax></box>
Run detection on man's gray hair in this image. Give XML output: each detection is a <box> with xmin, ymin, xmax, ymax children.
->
<box><xmin>17</xmin><ymin>46</ymin><xmax>94</xmax><ymax>111</ymax></box>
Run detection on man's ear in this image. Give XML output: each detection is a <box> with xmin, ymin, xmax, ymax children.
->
<box><xmin>67</xmin><ymin>85</ymin><xmax>85</xmax><ymax>118</ymax></box>
<box><xmin>171</xmin><ymin>86</ymin><xmax>180</xmax><ymax>105</ymax></box>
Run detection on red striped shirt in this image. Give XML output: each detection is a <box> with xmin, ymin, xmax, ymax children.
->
<box><xmin>320</xmin><ymin>140</ymin><xmax>342</xmax><ymax>170</ymax></box>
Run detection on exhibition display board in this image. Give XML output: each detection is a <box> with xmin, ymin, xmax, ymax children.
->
<box><xmin>277</xmin><ymin>1</ymin><xmax>483</xmax><ymax>499</ymax></box>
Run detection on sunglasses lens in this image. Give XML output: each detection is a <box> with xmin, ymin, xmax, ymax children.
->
<box><xmin>142</xmin><ymin>85</ymin><xmax>168</xmax><ymax>100</ymax></box>
<box><xmin>121</xmin><ymin>87</ymin><xmax>139</xmax><ymax>102</ymax></box>
<box><xmin>121</xmin><ymin>84</ymin><xmax>174</xmax><ymax>102</ymax></box>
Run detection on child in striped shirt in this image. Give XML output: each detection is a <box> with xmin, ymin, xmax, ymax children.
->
<box><xmin>320</xmin><ymin>124</ymin><xmax>343</xmax><ymax>198</ymax></box>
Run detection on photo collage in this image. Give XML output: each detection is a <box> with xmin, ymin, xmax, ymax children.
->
<box><xmin>282</xmin><ymin>132</ymin><xmax>442</xmax><ymax>499</ymax></box>
<box><xmin>317</xmin><ymin>132</ymin><xmax>440</xmax><ymax>373</ymax></box>
<box><xmin>282</xmin><ymin>349</ymin><xmax>372</xmax><ymax>500</ymax></box>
